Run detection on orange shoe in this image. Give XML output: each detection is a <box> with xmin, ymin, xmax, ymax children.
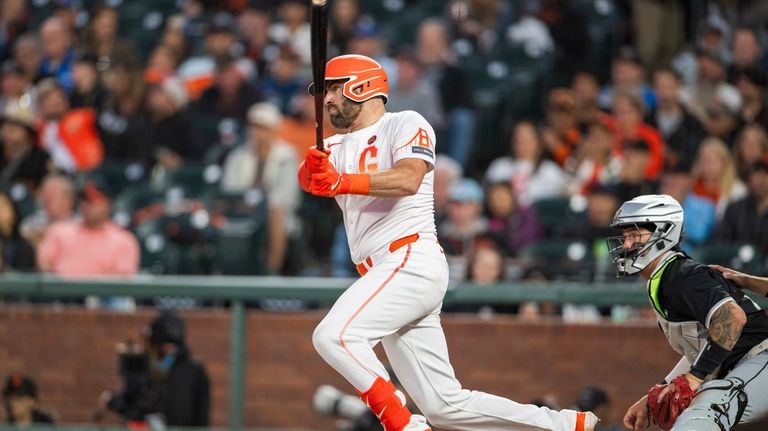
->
<box><xmin>575</xmin><ymin>411</ymin><xmax>599</xmax><ymax>431</ymax></box>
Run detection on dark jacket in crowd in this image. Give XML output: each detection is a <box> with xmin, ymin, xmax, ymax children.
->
<box><xmin>713</xmin><ymin>196</ymin><xmax>768</xmax><ymax>253</ymax></box>
<box><xmin>97</xmin><ymin>108</ymin><xmax>152</xmax><ymax>166</ymax></box>
<box><xmin>148</xmin><ymin>109</ymin><xmax>201</xmax><ymax>162</ymax></box>
<box><xmin>0</xmin><ymin>146</ymin><xmax>52</xmax><ymax>191</ymax></box>
<box><xmin>647</xmin><ymin>107</ymin><xmax>705</xmax><ymax>170</ymax></box>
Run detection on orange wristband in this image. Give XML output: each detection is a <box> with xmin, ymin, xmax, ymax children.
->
<box><xmin>340</xmin><ymin>173</ymin><xmax>370</xmax><ymax>195</ymax></box>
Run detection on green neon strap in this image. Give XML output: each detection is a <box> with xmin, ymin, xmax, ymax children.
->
<box><xmin>649</xmin><ymin>256</ymin><xmax>678</xmax><ymax>318</ymax></box>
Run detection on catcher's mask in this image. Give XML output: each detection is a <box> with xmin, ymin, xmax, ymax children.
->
<box><xmin>308</xmin><ymin>54</ymin><xmax>388</xmax><ymax>104</ymax></box>
<box><xmin>605</xmin><ymin>194</ymin><xmax>684</xmax><ymax>277</ymax></box>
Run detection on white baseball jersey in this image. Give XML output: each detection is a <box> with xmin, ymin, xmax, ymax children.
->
<box><xmin>325</xmin><ymin>111</ymin><xmax>437</xmax><ymax>264</ymax></box>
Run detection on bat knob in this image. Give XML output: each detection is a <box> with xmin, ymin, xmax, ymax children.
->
<box><xmin>311</xmin><ymin>0</ymin><xmax>328</xmax><ymax>5</ymax></box>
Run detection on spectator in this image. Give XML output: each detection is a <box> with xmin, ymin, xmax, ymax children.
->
<box><xmin>221</xmin><ymin>102</ymin><xmax>300</xmax><ymax>274</ymax></box>
<box><xmin>485</xmin><ymin>181</ymin><xmax>541</xmax><ymax>257</ymax></box>
<box><xmin>433</xmin><ymin>154</ymin><xmax>462</xmax><ymax>227</ymax></box>
<box><xmin>2</xmin><ymin>374</ymin><xmax>53</xmax><ymax>426</ymax></box>
<box><xmin>562</xmin><ymin>184</ymin><xmax>618</xmax><ymax>246</ymax></box>
<box><xmin>259</xmin><ymin>47</ymin><xmax>304</xmax><ymax>113</ymax></box>
<box><xmin>329</xmin><ymin>0</ymin><xmax>360</xmax><ymax>54</ymax></box>
<box><xmin>444</xmin><ymin>0</ymin><xmax>514</xmax><ymax>54</ymax></box>
<box><xmin>702</xmin><ymin>85</ymin><xmax>742</xmax><ymax>147</ymax></box>
<box><xmin>104</xmin><ymin>311</ymin><xmax>210</xmax><ymax>427</ymax></box>
<box><xmin>734</xmin><ymin>66</ymin><xmax>768</xmax><ymax>127</ymax></box>
<box><xmin>191</xmin><ymin>55</ymin><xmax>262</xmax><ymax>152</ymax></box>
<box><xmin>727</xmin><ymin>27</ymin><xmax>766</xmax><ymax>84</ymax></box>
<box><xmin>79</xmin><ymin>4</ymin><xmax>139</xmax><ymax>73</ymax></box>
<box><xmin>570</xmin><ymin>71</ymin><xmax>602</xmax><ymax>130</ymax></box>
<box><xmin>485</xmin><ymin>120</ymin><xmax>567</xmax><ymax>205</ymax></box>
<box><xmin>0</xmin><ymin>191</ymin><xmax>35</xmax><ymax>271</ymax></box>
<box><xmin>438</xmin><ymin>178</ymin><xmax>489</xmax><ymax>280</ymax></box>
<box><xmin>605</xmin><ymin>91</ymin><xmax>665</xmax><ymax>180</ymax></box>
<box><xmin>177</xmin><ymin>12</ymin><xmax>256</xmax><ymax>102</ymax></box>
<box><xmin>37</xmin><ymin>178</ymin><xmax>139</xmax><ymax>277</ymax></box>
<box><xmin>0</xmin><ymin>61</ymin><xmax>34</xmax><ymax>113</ymax></box>
<box><xmin>0</xmin><ymin>99</ymin><xmax>51</xmax><ymax>191</ymax></box>
<box><xmin>713</xmin><ymin>161</ymin><xmax>768</xmax><ymax>253</ymax></box>
<box><xmin>37</xmin><ymin>17</ymin><xmax>75</xmax><ymax>92</ymax></box>
<box><xmin>538</xmin><ymin>0</ymin><xmax>589</xmax><ymax>82</ymax></box>
<box><xmin>659</xmin><ymin>166</ymin><xmax>716</xmax><ymax>250</ymax></box>
<box><xmin>97</xmin><ymin>61</ymin><xmax>150</xmax><ymax>165</ymax></box>
<box><xmin>348</xmin><ymin>20</ymin><xmax>397</xmax><ymax>87</ymax></box>
<box><xmin>144</xmin><ymin>44</ymin><xmax>181</xmax><ymax>88</ymax></box>
<box><xmin>682</xmin><ymin>48</ymin><xmax>740</xmax><ymax>123</ymax></box>
<box><xmin>690</xmin><ymin>137</ymin><xmax>746</xmax><ymax>218</ymax></box>
<box><xmin>386</xmin><ymin>50</ymin><xmax>444</xmax><ymax>130</ymax></box>
<box><xmin>37</xmin><ymin>79</ymin><xmax>103</xmax><ymax>173</ymax></box>
<box><xmin>466</xmin><ymin>242</ymin><xmax>505</xmax><ymax>284</ymax></box>
<box><xmin>70</xmin><ymin>52</ymin><xmax>107</xmax><ymax>109</ymax></box>
<box><xmin>269</xmin><ymin>0</ymin><xmax>311</xmax><ymax>66</ymax></box>
<box><xmin>20</xmin><ymin>173</ymin><xmax>75</xmax><ymax>247</ymax></box>
<box><xmin>597</xmin><ymin>47</ymin><xmax>656</xmax><ymax>112</ymax></box>
<box><xmin>237</xmin><ymin>4</ymin><xmax>279</xmax><ymax>80</ymax></box>
<box><xmin>564</xmin><ymin>121</ymin><xmax>622</xmax><ymax>196</ymax></box>
<box><xmin>610</xmin><ymin>140</ymin><xmax>659</xmax><ymax>204</ymax></box>
<box><xmin>630</xmin><ymin>0</ymin><xmax>683</xmax><ymax>73</ymax></box>
<box><xmin>734</xmin><ymin>123</ymin><xmax>768</xmax><ymax>182</ymax></box>
<box><xmin>146</xmin><ymin>77</ymin><xmax>198</xmax><ymax>172</ymax></box>
<box><xmin>648</xmin><ymin>68</ymin><xmax>705</xmax><ymax>170</ymax></box>
<box><xmin>0</xmin><ymin>0</ymin><xmax>29</xmax><ymax>63</ymax></box>
<box><xmin>12</xmin><ymin>33</ymin><xmax>41</xmax><ymax>84</ymax></box>
<box><xmin>415</xmin><ymin>19</ymin><xmax>475</xmax><ymax>167</ymax></box>
<box><xmin>671</xmin><ymin>18</ymin><xmax>730</xmax><ymax>88</ymax></box>
<box><xmin>277</xmin><ymin>92</ymin><xmax>335</xmax><ymax>155</ymax></box>
<box><xmin>541</xmin><ymin>88</ymin><xmax>580</xmax><ymax>166</ymax></box>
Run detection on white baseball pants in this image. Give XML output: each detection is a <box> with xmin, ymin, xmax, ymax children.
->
<box><xmin>312</xmin><ymin>234</ymin><xmax>581</xmax><ymax>430</ymax></box>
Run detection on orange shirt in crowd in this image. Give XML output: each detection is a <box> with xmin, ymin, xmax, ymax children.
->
<box><xmin>37</xmin><ymin>221</ymin><xmax>140</xmax><ymax>277</ymax></box>
<box><xmin>603</xmin><ymin>116</ymin><xmax>665</xmax><ymax>179</ymax></box>
<box><xmin>277</xmin><ymin>116</ymin><xmax>337</xmax><ymax>154</ymax></box>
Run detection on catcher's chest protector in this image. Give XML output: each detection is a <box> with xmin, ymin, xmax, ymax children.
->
<box><xmin>648</xmin><ymin>253</ymin><xmax>711</xmax><ymax>367</ymax></box>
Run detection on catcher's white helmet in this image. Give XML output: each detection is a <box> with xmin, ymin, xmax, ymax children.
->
<box><xmin>606</xmin><ymin>194</ymin><xmax>684</xmax><ymax>277</ymax></box>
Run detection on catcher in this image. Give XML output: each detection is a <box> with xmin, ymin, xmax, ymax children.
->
<box><xmin>606</xmin><ymin>195</ymin><xmax>768</xmax><ymax>431</ymax></box>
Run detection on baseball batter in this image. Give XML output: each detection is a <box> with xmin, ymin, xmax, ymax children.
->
<box><xmin>298</xmin><ymin>54</ymin><xmax>597</xmax><ymax>431</ymax></box>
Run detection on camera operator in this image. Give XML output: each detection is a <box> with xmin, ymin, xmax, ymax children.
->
<box><xmin>102</xmin><ymin>311</ymin><xmax>210</xmax><ymax>428</ymax></box>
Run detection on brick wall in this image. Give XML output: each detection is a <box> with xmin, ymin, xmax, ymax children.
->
<box><xmin>0</xmin><ymin>306</ymin><xmax>679</xmax><ymax>429</ymax></box>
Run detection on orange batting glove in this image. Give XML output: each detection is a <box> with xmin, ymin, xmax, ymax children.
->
<box><xmin>310</xmin><ymin>169</ymin><xmax>370</xmax><ymax>197</ymax></box>
<box><xmin>305</xmin><ymin>148</ymin><xmax>330</xmax><ymax>173</ymax></box>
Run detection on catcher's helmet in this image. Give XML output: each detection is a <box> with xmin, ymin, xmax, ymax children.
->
<box><xmin>606</xmin><ymin>194</ymin><xmax>684</xmax><ymax>277</ymax></box>
<box><xmin>308</xmin><ymin>54</ymin><xmax>388</xmax><ymax>103</ymax></box>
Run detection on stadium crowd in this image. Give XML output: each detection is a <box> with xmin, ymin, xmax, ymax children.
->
<box><xmin>0</xmin><ymin>0</ymin><xmax>767</xmax><ymax>294</ymax></box>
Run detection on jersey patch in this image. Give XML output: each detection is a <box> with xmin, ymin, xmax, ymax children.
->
<box><xmin>411</xmin><ymin>146</ymin><xmax>434</xmax><ymax>158</ymax></box>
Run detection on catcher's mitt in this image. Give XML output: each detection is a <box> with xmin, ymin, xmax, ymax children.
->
<box><xmin>647</xmin><ymin>375</ymin><xmax>696</xmax><ymax>430</ymax></box>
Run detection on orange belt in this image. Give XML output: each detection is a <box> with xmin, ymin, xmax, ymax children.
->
<box><xmin>356</xmin><ymin>233</ymin><xmax>420</xmax><ymax>276</ymax></box>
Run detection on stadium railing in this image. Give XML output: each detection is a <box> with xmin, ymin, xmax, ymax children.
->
<box><xmin>1</xmin><ymin>274</ymin><xmax>766</xmax><ymax>428</ymax></box>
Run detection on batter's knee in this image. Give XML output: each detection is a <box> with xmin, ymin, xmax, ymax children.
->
<box><xmin>312</xmin><ymin>322</ymin><xmax>340</xmax><ymax>358</ymax></box>
<box><xmin>413</xmin><ymin>393</ymin><xmax>463</xmax><ymax>429</ymax></box>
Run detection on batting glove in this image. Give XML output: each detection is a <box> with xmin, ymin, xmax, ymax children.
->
<box><xmin>304</xmin><ymin>148</ymin><xmax>330</xmax><ymax>173</ymax></box>
<box><xmin>310</xmin><ymin>170</ymin><xmax>370</xmax><ymax>197</ymax></box>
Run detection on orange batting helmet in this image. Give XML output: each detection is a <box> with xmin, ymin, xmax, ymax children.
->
<box><xmin>309</xmin><ymin>54</ymin><xmax>388</xmax><ymax>103</ymax></box>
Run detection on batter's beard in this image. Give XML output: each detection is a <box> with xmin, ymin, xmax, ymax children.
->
<box><xmin>329</xmin><ymin>98</ymin><xmax>362</xmax><ymax>129</ymax></box>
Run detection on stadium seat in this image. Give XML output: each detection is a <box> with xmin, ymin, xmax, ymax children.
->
<box><xmin>532</xmin><ymin>195</ymin><xmax>588</xmax><ymax>237</ymax></box>
<box><xmin>86</xmin><ymin>162</ymin><xmax>148</xmax><ymax>196</ymax></box>
<box><xmin>151</xmin><ymin>164</ymin><xmax>223</xmax><ymax>198</ymax></box>
<box><xmin>693</xmin><ymin>243</ymin><xmax>767</xmax><ymax>276</ymax></box>
<box><xmin>135</xmin><ymin>211</ymin><xmax>217</xmax><ymax>275</ymax></box>
<box><xmin>519</xmin><ymin>239</ymin><xmax>595</xmax><ymax>281</ymax></box>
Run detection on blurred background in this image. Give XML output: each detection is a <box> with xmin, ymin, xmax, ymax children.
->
<box><xmin>0</xmin><ymin>0</ymin><xmax>768</xmax><ymax>430</ymax></box>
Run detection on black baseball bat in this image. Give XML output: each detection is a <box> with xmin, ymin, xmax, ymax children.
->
<box><xmin>310</xmin><ymin>0</ymin><xmax>329</xmax><ymax>150</ymax></box>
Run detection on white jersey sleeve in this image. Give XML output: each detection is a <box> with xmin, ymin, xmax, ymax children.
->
<box><xmin>390</xmin><ymin>111</ymin><xmax>436</xmax><ymax>168</ymax></box>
